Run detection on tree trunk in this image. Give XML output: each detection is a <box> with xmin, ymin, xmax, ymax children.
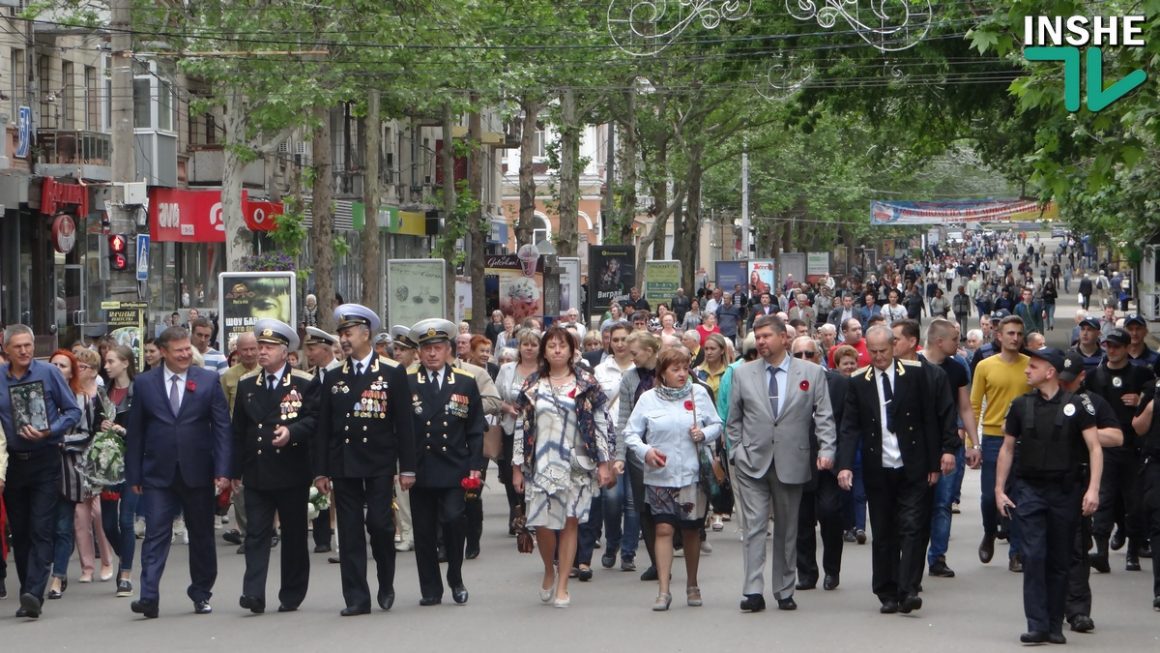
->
<box><xmin>222</xmin><ymin>88</ymin><xmax>250</xmax><ymax>270</ymax></box>
<box><xmin>468</xmin><ymin>97</ymin><xmax>486</xmax><ymax>332</ymax></box>
<box><xmin>676</xmin><ymin>155</ymin><xmax>703</xmax><ymax>293</ymax></box>
<box><xmin>515</xmin><ymin>98</ymin><xmax>540</xmax><ymax>248</ymax></box>
<box><xmin>311</xmin><ymin>105</ymin><xmax>335</xmax><ymax>332</ymax></box>
<box><xmin>614</xmin><ymin>91</ymin><xmax>638</xmax><ymax>245</ymax></box>
<box><xmin>441</xmin><ymin>105</ymin><xmax>456</xmax><ymax>320</ymax></box>
<box><xmin>555</xmin><ymin>88</ymin><xmax>579</xmax><ymax>257</ymax></box>
<box><xmin>361</xmin><ymin>90</ymin><xmax>381</xmax><ymax>311</ymax></box>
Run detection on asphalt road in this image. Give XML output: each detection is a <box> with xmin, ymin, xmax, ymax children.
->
<box><xmin>7</xmin><ymin>236</ymin><xmax>1159</xmax><ymax>650</ymax></box>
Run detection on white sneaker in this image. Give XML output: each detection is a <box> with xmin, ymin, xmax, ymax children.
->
<box><xmin>701</xmin><ymin>541</ymin><xmax>713</xmax><ymax>555</ymax></box>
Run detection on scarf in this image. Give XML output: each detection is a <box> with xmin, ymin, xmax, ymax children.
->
<box><xmin>655</xmin><ymin>378</ymin><xmax>693</xmax><ymax>402</ymax></box>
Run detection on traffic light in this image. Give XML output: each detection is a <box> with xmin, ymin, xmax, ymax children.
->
<box><xmin>108</xmin><ymin>234</ymin><xmax>128</xmax><ymax>271</ymax></box>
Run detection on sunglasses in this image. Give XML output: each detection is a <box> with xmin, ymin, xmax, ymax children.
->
<box><xmin>793</xmin><ymin>351</ymin><xmax>818</xmax><ymax>359</ymax></box>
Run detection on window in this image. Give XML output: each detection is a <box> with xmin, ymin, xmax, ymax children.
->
<box><xmin>10</xmin><ymin>48</ymin><xmax>25</xmax><ymax>120</ymax></box>
<box><xmin>37</xmin><ymin>55</ymin><xmax>53</xmax><ymax>129</ymax></box>
<box><xmin>532</xmin><ymin>214</ymin><xmax>551</xmax><ymax>245</ymax></box>
<box><xmin>532</xmin><ymin>128</ymin><xmax>547</xmax><ymax>158</ymax></box>
<box><xmin>60</xmin><ymin>61</ymin><xmax>74</xmax><ymax>129</ymax></box>
<box><xmin>132</xmin><ymin>78</ymin><xmax>150</xmax><ymax>128</ymax></box>
<box><xmin>158</xmin><ymin>81</ymin><xmax>173</xmax><ymax>132</ymax></box>
<box><xmin>205</xmin><ymin>113</ymin><xmax>215</xmax><ymax>145</ymax></box>
<box><xmin>84</xmin><ymin>65</ymin><xmax>99</xmax><ymax>131</ymax></box>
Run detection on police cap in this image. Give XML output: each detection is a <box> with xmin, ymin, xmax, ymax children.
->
<box><xmin>333</xmin><ymin>303</ymin><xmax>381</xmax><ymax>333</ymax></box>
<box><xmin>254</xmin><ymin>318</ymin><xmax>300</xmax><ymax>351</ymax></box>
<box><xmin>1078</xmin><ymin>317</ymin><xmax>1101</xmax><ymax>331</ymax></box>
<box><xmin>1059</xmin><ymin>350</ymin><xmax>1086</xmax><ymax>382</ymax></box>
<box><xmin>390</xmin><ymin>324</ymin><xmax>416</xmax><ymax>349</ymax></box>
<box><xmin>410</xmin><ymin>318</ymin><xmax>457</xmax><ymax>347</ymax></box>
<box><xmin>1104</xmin><ymin>327</ymin><xmax>1131</xmax><ymax>346</ymax></box>
<box><xmin>304</xmin><ymin>326</ymin><xmax>337</xmax><ymax>347</ymax></box>
<box><xmin>1124</xmin><ymin>313</ymin><xmax>1148</xmax><ymax>328</ymax></box>
<box><xmin>1024</xmin><ymin>346</ymin><xmax>1065</xmax><ymax>372</ymax></box>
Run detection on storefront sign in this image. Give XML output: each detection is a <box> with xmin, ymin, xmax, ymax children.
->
<box><xmin>217</xmin><ymin>271</ymin><xmax>297</xmax><ymax>353</ymax></box>
<box><xmin>51</xmin><ymin>214</ymin><xmax>77</xmax><ymax>253</ymax></box>
<box><xmin>41</xmin><ymin>177</ymin><xmax>89</xmax><ymax>216</ymax></box>
<box><xmin>388</xmin><ymin>259</ymin><xmax>448</xmax><ymax>327</ymax></box>
<box><xmin>150</xmin><ymin>188</ymin><xmax>283</xmax><ymax>242</ymax></box>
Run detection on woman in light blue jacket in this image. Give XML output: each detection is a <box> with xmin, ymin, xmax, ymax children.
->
<box><xmin>623</xmin><ymin>347</ymin><xmax>721</xmax><ymax>612</ymax></box>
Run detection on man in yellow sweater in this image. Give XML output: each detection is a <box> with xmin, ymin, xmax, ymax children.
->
<box><xmin>970</xmin><ymin>315</ymin><xmax>1031</xmax><ymax>573</ymax></box>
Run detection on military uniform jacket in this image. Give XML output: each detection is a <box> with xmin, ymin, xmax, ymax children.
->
<box><xmin>409</xmin><ymin>364</ymin><xmax>486</xmax><ymax>489</ymax></box>
<box><xmin>838</xmin><ymin>358</ymin><xmax>958</xmax><ymax>487</ymax></box>
<box><xmin>316</xmin><ymin>355</ymin><xmax>416</xmax><ymax>479</ymax></box>
<box><xmin>231</xmin><ymin>364</ymin><xmax>319</xmax><ymax>490</ymax></box>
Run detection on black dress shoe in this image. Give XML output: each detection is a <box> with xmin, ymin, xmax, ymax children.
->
<box><xmin>640</xmin><ymin>566</ymin><xmax>658</xmax><ymax>582</ymax></box>
<box><xmin>777</xmin><ymin>597</ymin><xmax>797</xmax><ymax>611</ymax></box>
<box><xmin>1009</xmin><ymin>554</ymin><xmax>1024</xmax><ymax>573</ymax></box>
<box><xmin>1153</xmin><ymin>596</ymin><xmax>1160</xmax><ymax>610</ymax></box>
<box><xmin>880</xmin><ymin>600</ymin><xmax>899</xmax><ymax>614</ymax></box>
<box><xmin>740</xmin><ymin>594</ymin><xmax>766</xmax><ymax>612</ymax></box>
<box><xmin>19</xmin><ymin>593</ymin><xmax>41</xmax><ymax>618</ymax></box>
<box><xmin>979</xmin><ymin>534</ymin><xmax>996</xmax><ymax>564</ymax></box>
<box><xmin>419</xmin><ymin>596</ymin><xmax>442</xmax><ymax>606</ymax></box>
<box><xmin>465</xmin><ymin>545</ymin><xmax>480</xmax><ymax>560</ymax></box>
<box><xmin>1048</xmin><ymin>633</ymin><xmax>1066</xmax><ymax>645</ymax></box>
<box><xmin>1069</xmin><ymin>615</ymin><xmax>1094</xmax><ymax>632</ymax></box>
<box><xmin>898</xmin><ymin>595</ymin><xmax>923</xmax><ymax>614</ymax></box>
<box><xmin>340</xmin><ymin>605</ymin><xmax>371</xmax><ymax>616</ymax></box>
<box><xmin>1140</xmin><ymin>542</ymin><xmax>1153</xmax><ymax>558</ymax></box>
<box><xmin>377</xmin><ymin>589</ymin><xmax>395</xmax><ymax>611</ymax></box>
<box><xmin>328</xmin><ymin>556</ymin><xmax>341</xmax><ymax>564</ymax></box>
<box><xmin>437</xmin><ymin>546</ymin><xmax>448</xmax><ymax>563</ymax></box>
<box><xmin>1020</xmin><ymin>631</ymin><xmax>1048</xmax><ymax>644</ymax></box>
<box><xmin>314</xmin><ymin>544</ymin><xmax>332</xmax><ymax>553</ymax></box>
<box><xmin>277</xmin><ymin>604</ymin><xmax>298</xmax><ymax>613</ymax></box>
<box><xmin>795</xmin><ymin>578</ymin><xmax>816</xmax><ymax>591</ymax></box>
<box><xmin>452</xmin><ymin>585</ymin><xmax>469</xmax><ymax>604</ymax></box>
<box><xmin>1110</xmin><ymin>527</ymin><xmax>1125</xmax><ymax>551</ymax></box>
<box><xmin>577</xmin><ymin>567</ymin><xmax>593</xmax><ymax>582</ymax></box>
<box><xmin>929</xmin><ymin>558</ymin><xmax>956</xmax><ymax>578</ymax></box>
<box><xmin>15</xmin><ymin>607</ymin><xmax>29</xmax><ymax>618</ymax></box>
<box><xmin>131</xmin><ymin>599</ymin><xmax>159</xmax><ymax>619</ymax></box>
<box><xmin>194</xmin><ymin>600</ymin><xmax>213</xmax><ymax>614</ymax></box>
<box><xmin>239</xmin><ymin>595</ymin><xmax>265</xmax><ymax>614</ymax></box>
<box><xmin>823</xmin><ymin>575</ymin><xmax>839</xmax><ymax>591</ymax></box>
<box><xmin>0</xmin><ymin>578</ymin><xmax>7</xmax><ymax>599</ymax></box>
<box><xmin>222</xmin><ymin>529</ymin><xmax>243</xmax><ymax>545</ymax></box>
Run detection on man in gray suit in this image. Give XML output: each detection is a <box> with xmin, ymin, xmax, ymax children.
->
<box><xmin>726</xmin><ymin>315</ymin><xmax>837</xmax><ymax>612</ymax></box>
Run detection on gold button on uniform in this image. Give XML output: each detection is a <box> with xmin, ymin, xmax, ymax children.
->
<box><xmin>345</xmin><ymin>438</ymin><xmax>350</xmax><ymax>444</ymax></box>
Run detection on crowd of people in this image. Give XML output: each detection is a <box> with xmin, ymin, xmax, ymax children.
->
<box><xmin>2</xmin><ymin>228</ymin><xmax>1159</xmax><ymax>645</ymax></box>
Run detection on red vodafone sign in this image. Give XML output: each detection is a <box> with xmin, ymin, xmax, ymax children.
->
<box><xmin>149</xmin><ymin>188</ymin><xmax>283</xmax><ymax>242</ymax></box>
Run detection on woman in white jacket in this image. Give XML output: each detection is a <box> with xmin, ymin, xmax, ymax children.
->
<box><xmin>622</xmin><ymin>347</ymin><xmax>721</xmax><ymax>612</ymax></box>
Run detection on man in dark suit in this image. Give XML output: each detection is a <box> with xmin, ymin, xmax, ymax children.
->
<box><xmin>314</xmin><ymin>304</ymin><xmax>416</xmax><ymax>616</ymax></box>
<box><xmin>232</xmin><ymin>319</ymin><xmax>319</xmax><ymax>614</ymax></box>
<box><xmin>837</xmin><ymin>325</ymin><xmax>957</xmax><ymax>615</ymax></box>
<box><xmin>303</xmin><ymin>326</ymin><xmax>341</xmax><ymax>554</ymax></box>
<box><xmin>125</xmin><ymin>326</ymin><xmax>233</xmax><ymax>618</ymax></box>
<box><xmin>407</xmin><ymin>319</ymin><xmax>486</xmax><ymax>605</ymax></box>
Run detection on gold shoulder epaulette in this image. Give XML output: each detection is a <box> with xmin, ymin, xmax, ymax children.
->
<box><xmin>290</xmin><ymin>369</ymin><xmax>314</xmax><ymax>381</ymax></box>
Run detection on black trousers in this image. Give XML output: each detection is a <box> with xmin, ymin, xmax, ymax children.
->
<box><xmin>464</xmin><ymin>468</ymin><xmax>485</xmax><ymax>549</ymax></box>
<box><xmin>1013</xmin><ymin>478</ymin><xmax>1081</xmax><ymax>636</ymax></box>
<box><xmin>139</xmin><ymin>470</ymin><xmax>218</xmax><ymax>604</ymax></box>
<box><xmin>1066</xmin><ymin>513</ymin><xmax>1093</xmax><ymax>621</ymax></box>
<box><xmin>3</xmin><ymin>448</ymin><xmax>60</xmax><ymax>602</ymax></box>
<box><xmin>867</xmin><ymin>469</ymin><xmax>932</xmax><ymax>602</ymax></box>
<box><xmin>1142</xmin><ymin>460</ymin><xmax>1160</xmax><ymax>598</ymax></box>
<box><xmin>797</xmin><ymin>470</ymin><xmax>846</xmax><ymax>582</ymax></box>
<box><xmin>242</xmin><ymin>485</ymin><xmax>309</xmax><ymax>608</ymax></box>
<box><xmin>1093</xmin><ymin>449</ymin><xmax>1143</xmax><ymax>542</ymax></box>
<box><xmin>627</xmin><ymin>461</ymin><xmax>657</xmax><ymax>568</ymax></box>
<box><xmin>410</xmin><ymin>486</ymin><xmax>466</xmax><ymax>599</ymax></box>
<box><xmin>312</xmin><ymin>509</ymin><xmax>332</xmax><ymax>548</ymax></box>
<box><xmin>333</xmin><ymin>475</ymin><xmax>395</xmax><ymax>610</ymax></box>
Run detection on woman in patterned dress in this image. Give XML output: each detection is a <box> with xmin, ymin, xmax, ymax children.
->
<box><xmin>512</xmin><ymin>326</ymin><xmax>614</xmax><ymax>608</ymax></box>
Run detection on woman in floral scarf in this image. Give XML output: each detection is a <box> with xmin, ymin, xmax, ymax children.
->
<box><xmin>99</xmin><ymin>345</ymin><xmax>138</xmax><ymax>598</ymax></box>
<box><xmin>623</xmin><ymin>348</ymin><xmax>721</xmax><ymax>611</ymax></box>
<box><xmin>512</xmin><ymin>326</ymin><xmax>614</xmax><ymax>608</ymax></box>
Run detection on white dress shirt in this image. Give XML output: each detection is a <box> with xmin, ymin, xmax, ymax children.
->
<box><xmin>164</xmin><ymin>366</ymin><xmax>188</xmax><ymax>407</ymax></box>
<box><xmin>875</xmin><ymin>365</ymin><xmax>904</xmax><ymax>469</ymax></box>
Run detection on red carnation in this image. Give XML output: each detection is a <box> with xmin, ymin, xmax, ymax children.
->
<box><xmin>684</xmin><ymin>400</ymin><xmax>694</xmax><ymax>411</ymax></box>
<box><xmin>461</xmin><ymin>476</ymin><xmax>482</xmax><ymax>491</ymax></box>
<box><xmin>186</xmin><ymin>380</ymin><xmax>197</xmax><ymax>392</ymax></box>
<box><xmin>800</xmin><ymin>380</ymin><xmax>809</xmax><ymax>391</ymax></box>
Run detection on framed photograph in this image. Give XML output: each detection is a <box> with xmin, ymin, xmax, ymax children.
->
<box><xmin>10</xmin><ymin>380</ymin><xmax>49</xmax><ymax>432</ymax></box>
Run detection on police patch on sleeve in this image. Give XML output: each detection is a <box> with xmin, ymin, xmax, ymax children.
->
<box><xmin>1063</xmin><ymin>403</ymin><xmax>1076</xmax><ymax>417</ymax></box>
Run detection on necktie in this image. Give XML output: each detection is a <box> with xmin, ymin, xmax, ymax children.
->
<box><xmin>880</xmin><ymin>371</ymin><xmax>895</xmax><ymax>433</ymax></box>
<box><xmin>169</xmin><ymin>375</ymin><xmax>181</xmax><ymax>415</ymax></box>
<box><xmin>768</xmin><ymin>366</ymin><xmax>780</xmax><ymax>419</ymax></box>
<box><xmin>267</xmin><ymin>374</ymin><xmax>276</xmax><ymax>390</ymax></box>
<box><xmin>430</xmin><ymin>371</ymin><xmax>439</xmax><ymax>389</ymax></box>
<box><xmin>354</xmin><ymin>362</ymin><xmax>363</xmax><ymax>377</ymax></box>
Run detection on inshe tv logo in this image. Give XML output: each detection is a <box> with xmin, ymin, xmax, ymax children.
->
<box><xmin>1023</xmin><ymin>16</ymin><xmax>1148</xmax><ymax>112</ymax></box>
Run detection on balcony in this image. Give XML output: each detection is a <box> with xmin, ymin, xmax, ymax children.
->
<box><xmin>36</xmin><ymin>129</ymin><xmax>111</xmax><ymax>180</ymax></box>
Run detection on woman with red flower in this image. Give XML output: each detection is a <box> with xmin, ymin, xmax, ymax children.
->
<box><xmin>512</xmin><ymin>326</ymin><xmax>614</xmax><ymax>608</ymax></box>
<box><xmin>622</xmin><ymin>348</ymin><xmax>722</xmax><ymax>611</ymax></box>
<box><xmin>100</xmin><ymin>345</ymin><xmax>139</xmax><ymax>598</ymax></box>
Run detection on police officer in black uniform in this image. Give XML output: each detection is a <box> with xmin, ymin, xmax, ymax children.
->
<box><xmin>1083</xmin><ymin>327</ymin><xmax>1154</xmax><ymax>572</ymax></box>
<box><xmin>1070</xmin><ymin>317</ymin><xmax>1104</xmax><ymax>372</ymax></box>
<box><xmin>232</xmin><ymin>319</ymin><xmax>319</xmax><ymax>614</ymax></box>
<box><xmin>995</xmin><ymin>347</ymin><xmax>1104</xmax><ymax>645</ymax></box>
<box><xmin>1057</xmin><ymin>350</ymin><xmax>1123</xmax><ymax>633</ymax></box>
<box><xmin>1132</xmin><ymin>374</ymin><xmax>1160</xmax><ymax>611</ymax></box>
<box><xmin>314</xmin><ymin>304</ymin><xmax>416</xmax><ymax>616</ymax></box>
<box><xmin>407</xmin><ymin>319</ymin><xmax>486</xmax><ymax>606</ymax></box>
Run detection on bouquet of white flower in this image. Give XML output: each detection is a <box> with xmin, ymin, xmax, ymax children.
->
<box><xmin>84</xmin><ymin>426</ymin><xmax>126</xmax><ymax>488</ymax></box>
<box><xmin>307</xmin><ymin>486</ymin><xmax>331</xmax><ymax>520</ymax></box>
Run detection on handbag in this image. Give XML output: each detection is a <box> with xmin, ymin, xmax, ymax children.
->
<box><xmin>512</xmin><ymin>506</ymin><xmax>535</xmax><ymax>554</ymax></box>
<box><xmin>482</xmin><ymin>423</ymin><xmax>504</xmax><ymax>461</ymax></box>
<box><xmin>691</xmin><ymin>394</ymin><xmax>735</xmax><ymax>514</ymax></box>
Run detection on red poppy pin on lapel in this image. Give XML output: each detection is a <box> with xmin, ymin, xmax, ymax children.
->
<box><xmin>799</xmin><ymin>380</ymin><xmax>809</xmax><ymax>391</ymax></box>
<box><xmin>186</xmin><ymin>380</ymin><xmax>197</xmax><ymax>392</ymax></box>
<box><xmin>684</xmin><ymin>400</ymin><xmax>694</xmax><ymax>410</ymax></box>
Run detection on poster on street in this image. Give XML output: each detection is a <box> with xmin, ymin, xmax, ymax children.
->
<box><xmin>588</xmin><ymin>245</ymin><xmax>636</xmax><ymax>316</ymax></box>
<box><xmin>218</xmin><ymin>271</ymin><xmax>297</xmax><ymax>354</ymax></box>
<box><xmin>806</xmin><ymin>252</ymin><xmax>830</xmax><ymax>283</ymax></box>
<box><xmin>485</xmin><ymin>252</ymin><xmax>544</xmax><ymax>323</ymax></box>
<box><xmin>559</xmin><ymin>257</ymin><xmax>581</xmax><ymax>314</ymax></box>
<box><xmin>746</xmin><ymin>260</ymin><xmax>776</xmax><ymax>298</ymax></box>
<box><xmin>714</xmin><ymin>261</ymin><xmax>746</xmax><ymax>295</ymax></box>
<box><xmin>455</xmin><ymin>274</ymin><xmax>472</xmax><ymax>323</ymax></box>
<box><xmin>779</xmin><ymin>253</ymin><xmax>806</xmax><ymax>289</ymax></box>
<box><xmin>643</xmin><ymin>260</ymin><xmax>682</xmax><ymax>306</ymax></box>
<box><xmin>387</xmin><ymin>259</ymin><xmax>447</xmax><ymax>330</ymax></box>
<box><xmin>102</xmin><ymin>300</ymin><xmax>147</xmax><ymax>371</ymax></box>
